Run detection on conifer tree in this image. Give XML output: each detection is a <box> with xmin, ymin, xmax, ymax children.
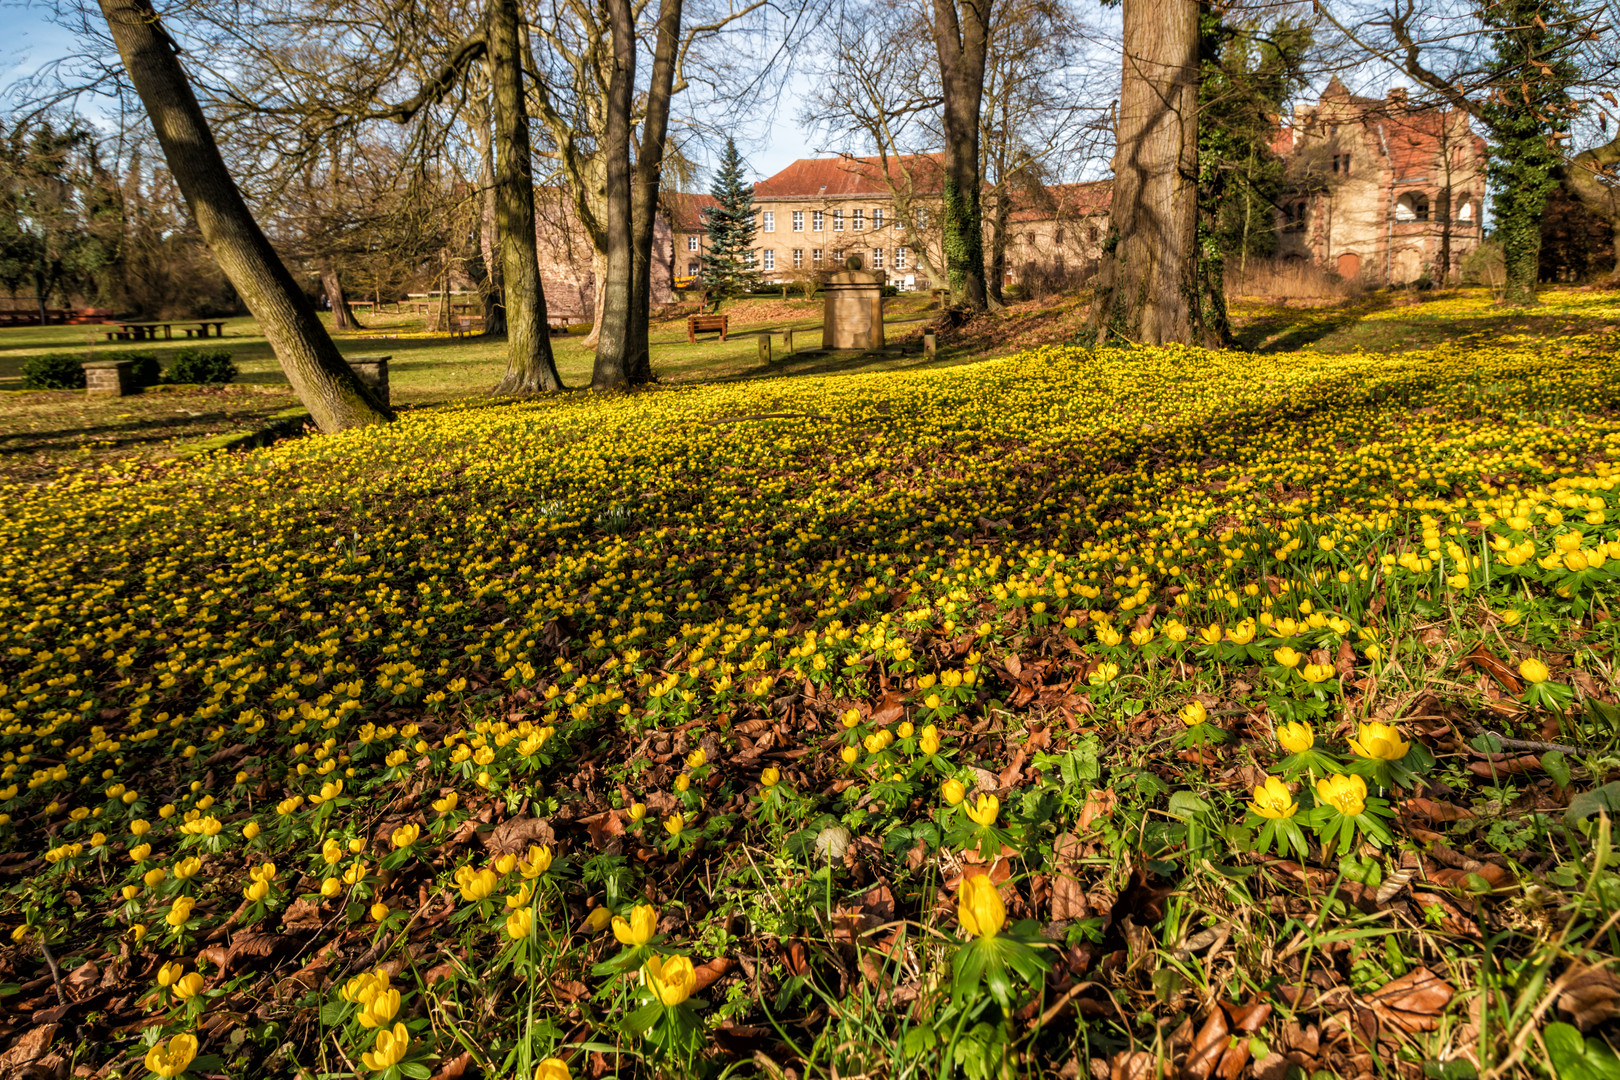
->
<box><xmin>697</xmin><ymin>139</ymin><xmax>760</xmax><ymax>308</ymax></box>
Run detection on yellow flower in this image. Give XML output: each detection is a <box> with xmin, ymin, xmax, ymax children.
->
<box><xmin>1198</xmin><ymin>624</ymin><xmax>1224</xmax><ymax>645</ymax></box>
<box><xmin>157</xmin><ymin>960</ymin><xmax>184</xmax><ymax>987</ymax></box>
<box><xmin>919</xmin><ymin>725</ymin><xmax>941</xmax><ymax>754</ymax></box>
<box><xmin>1247</xmin><ymin>776</ymin><xmax>1297</xmax><ymax>819</ymax></box>
<box><xmin>674</xmin><ymin>774</ymin><xmax>691</xmax><ymax>793</ymax></box>
<box><xmin>964</xmin><ymin>793</ymin><xmax>999</xmax><ymax>827</ymax></box>
<box><xmin>535</xmin><ymin>1058</ymin><xmax>572</xmax><ymax>1080</ymax></box>
<box><xmin>129</xmin><ymin>819</ymin><xmax>151</xmax><ymax>836</ymax></box>
<box><xmin>627</xmin><ymin>802</ymin><xmax>647</xmax><ymax>822</ymax></box>
<box><xmin>390</xmin><ymin>823</ymin><xmax>419</xmax><ymax>849</ymax></box>
<box><xmin>839</xmin><ymin>745</ymin><xmax>859</xmax><ymax>764</ymax></box>
<box><xmin>760</xmin><ymin>767</ymin><xmax>781</xmax><ymax>788</ymax></box>
<box><xmin>173</xmin><ymin>856</ymin><xmax>201</xmax><ymax>880</ymax></box>
<box><xmin>129</xmin><ymin>842</ymin><xmax>152</xmax><ymax>862</ymax></box>
<box><xmin>173</xmin><ymin>971</ymin><xmax>205</xmax><ymax>1000</ymax></box>
<box><xmin>132</xmin><ymin>923</ymin><xmax>147</xmax><ymax>942</ymax></box>
<box><xmin>686</xmin><ymin>748</ymin><xmax>706</xmax><ymax>769</ymax></box>
<box><xmin>144</xmin><ymin>867</ymin><xmax>167</xmax><ymax>889</ymax></box>
<box><xmin>322</xmin><ymin>839</ymin><xmax>345</xmax><ymax>865</ymax></box>
<box><xmin>612</xmin><ymin>904</ymin><xmax>658</xmax><ymax>946</ymax></box>
<box><xmin>584</xmin><ymin>906</ymin><xmax>613</xmax><ymax>933</ymax></box>
<box><xmin>664</xmin><ymin>813</ymin><xmax>686</xmax><ymax>836</ymax></box>
<box><xmin>321</xmin><ymin>877</ymin><xmax>343</xmax><ymax>898</ymax></box>
<box><xmin>1518</xmin><ymin>657</ymin><xmax>1550</xmax><ymax>684</ymax></box>
<box><xmin>166</xmin><ymin>896</ymin><xmax>195</xmax><ymax>928</ymax></box>
<box><xmin>456</xmin><ymin>866</ymin><xmax>498</xmax><ymax>902</ymax></box>
<box><xmin>1348</xmin><ymin>722</ymin><xmax>1410</xmax><ymax>762</ymax></box>
<box><xmin>359</xmin><ymin>986</ymin><xmax>401</xmax><ymax>1028</ymax></box>
<box><xmin>957</xmin><ymin>872</ymin><xmax>1005</xmax><ymax>938</ymax></box>
<box><xmin>145</xmin><ymin>1033</ymin><xmax>199</xmax><ymax>1078</ymax></box>
<box><xmin>1180</xmin><ymin>701</ymin><xmax>1207</xmax><ymax>727</ymax></box>
<box><xmin>361</xmin><ymin>1022</ymin><xmax>410</xmax><ymax>1071</ymax></box>
<box><xmin>494</xmin><ymin>853</ymin><xmax>518</xmax><ymax>875</ymax></box>
<box><xmin>370</xmin><ymin>902</ymin><xmax>390</xmax><ymax>922</ymax></box>
<box><xmin>642</xmin><ymin>954</ymin><xmax>697</xmax><ymax>1006</ymax></box>
<box><xmin>942</xmin><ymin>778</ymin><xmax>966</xmax><ymax>805</ymax></box>
<box><xmin>1299</xmin><ymin>663</ymin><xmax>1334</xmax><ymax>684</ymax></box>
<box><xmin>432</xmin><ymin>792</ymin><xmax>459</xmax><ymax>814</ymax></box>
<box><xmin>244</xmin><ymin>879</ymin><xmax>270</xmax><ymax>903</ymax></box>
<box><xmin>242</xmin><ymin>821</ymin><xmax>260</xmax><ymax>840</ymax></box>
<box><xmin>1273</xmin><ymin>646</ymin><xmax>1302</xmax><ymax>669</ymax></box>
<box><xmin>506</xmin><ymin>908</ymin><xmax>534</xmax><ymax>940</ymax></box>
<box><xmin>1315</xmin><ymin>773</ymin><xmax>1368</xmax><ymax>817</ymax></box>
<box><xmin>1275</xmin><ymin>721</ymin><xmax>1314</xmax><ymax>754</ymax></box>
<box><xmin>520</xmin><ymin>845</ymin><xmax>552</xmax><ymax>879</ymax></box>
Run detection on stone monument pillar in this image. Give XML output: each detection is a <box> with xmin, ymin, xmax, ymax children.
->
<box><xmin>822</xmin><ymin>255</ymin><xmax>884</xmax><ymax>352</ymax></box>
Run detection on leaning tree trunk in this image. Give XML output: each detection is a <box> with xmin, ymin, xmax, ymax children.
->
<box><xmin>321</xmin><ymin>264</ymin><xmax>365</xmax><ymax>331</ymax></box>
<box><xmin>473</xmin><ymin>92</ymin><xmax>507</xmax><ymax>337</ymax></box>
<box><xmin>488</xmin><ymin>0</ymin><xmax>563</xmax><ymax>393</ymax></box>
<box><xmin>1091</xmin><ymin>0</ymin><xmax>1200</xmax><ymax>346</ymax></box>
<box><xmin>624</xmin><ymin>0</ymin><xmax>683</xmax><ymax>386</ymax></box>
<box><xmin>97</xmin><ymin>0</ymin><xmax>391</xmax><ymax>432</ymax></box>
<box><xmin>590</xmin><ymin>0</ymin><xmax>637</xmax><ymax>390</ymax></box>
<box><xmin>931</xmin><ymin>0</ymin><xmax>992</xmax><ymax>312</ymax></box>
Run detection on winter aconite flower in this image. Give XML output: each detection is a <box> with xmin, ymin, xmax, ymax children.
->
<box><xmin>1348</xmin><ymin>722</ymin><xmax>1409</xmax><ymax>762</ymax></box>
<box><xmin>613</xmin><ymin>904</ymin><xmax>658</xmax><ymax>947</ymax></box>
<box><xmin>1247</xmin><ymin>776</ymin><xmax>1297</xmax><ymax>819</ymax></box>
<box><xmin>536</xmin><ymin>1059</ymin><xmax>571</xmax><ymax>1080</ymax></box>
<box><xmin>506</xmin><ymin>908</ymin><xmax>533</xmax><ymax>940</ymax></box>
<box><xmin>361</xmin><ymin>1022</ymin><xmax>410</xmax><ymax>1071</ymax></box>
<box><xmin>942</xmin><ymin>778</ymin><xmax>966</xmax><ymax>805</ymax></box>
<box><xmin>1519</xmin><ymin>657</ymin><xmax>1550</xmax><ymax>684</ymax></box>
<box><xmin>1275</xmin><ymin>721</ymin><xmax>1314</xmax><ymax>754</ymax></box>
<box><xmin>1315</xmin><ymin>773</ymin><xmax>1368</xmax><ymax>817</ymax></box>
<box><xmin>964</xmin><ymin>793</ymin><xmax>999</xmax><ymax>827</ymax></box>
<box><xmin>1180</xmin><ymin>701</ymin><xmax>1207</xmax><ymax>726</ymax></box>
<box><xmin>956</xmin><ymin>873</ymin><xmax>1005</xmax><ymax>938</ymax></box>
<box><xmin>390</xmin><ymin>824</ymin><xmax>419</xmax><ymax>849</ymax></box>
<box><xmin>145</xmin><ymin>1033</ymin><xmax>199</xmax><ymax>1078</ymax></box>
<box><xmin>642</xmin><ymin>954</ymin><xmax>697</xmax><ymax>1006</ymax></box>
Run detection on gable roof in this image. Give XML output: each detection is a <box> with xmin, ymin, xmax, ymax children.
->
<box><xmin>753</xmin><ymin>153</ymin><xmax>945</xmax><ymax>199</ymax></box>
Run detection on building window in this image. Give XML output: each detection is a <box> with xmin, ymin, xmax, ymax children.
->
<box><xmin>1332</xmin><ymin>154</ymin><xmax>1352</xmax><ymax>175</ymax></box>
<box><xmin>1457</xmin><ymin>199</ymin><xmax>1474</xmax><ymax>221</ymax></box>
<box><xmin>792</xmin><ymin>211</ymin><xmax>804</xmax><ymax>232</ymax></box>
<box><xmin>1394</xmin><ymin>192</ymin><xmax>1429</xmax><ymax>221</ymax></box>
<box><xmin>812</xmin><ymin>249</ymin><xmax>823</xmax><ymax>266</ymax></box>
<box><xmin>1087</xmin><ymin>224</ymin><xmax>1100</xmax><ymax>243</ymax></box>
<box><xmin>812</xmin><ymin>210</ymin><xmax>824</xmax><ymax>232</ymax></box>
<box><xmin>1284</xmin><ymin>200</ymin><xmax>1307</xmax><ymax>231</ymax></box>
<box><xmin>1055</xmin><ymin>227</ymin><xmax>1066</xmax><ymax>245</ymax></box>
<box><xmin>687</xmin><ymin>235</ymin><xmax>699</xmax><ymax>251</ymax></box>
<box><xmin>852</xmin><ymin>209</ymin><xmax>865</xmax><ymax>231</ymax></box>
<box><xmin>895</xmin><ymin>247</ymin><xmax>908</xmax><ymax>269</ymax></box>
<box><xmin>833</xmin><ymin>210</ymin><xmax>844</xmax><ymax>231</ymax></box>
<box><xmin>915</xmin><ymin>208</ymin><xmax>928</xmax><ymax>229</ymax></box>
<box><xmin>872</xmin><ymin>208</ymin><xmax>884</xmax><ymax>230</ymax></box>
<box><xmin>687</xmin><ymin>262</ymin><xmax>699</xmax><ymax>276</ymax></box>
<box><xmin>762</xmin><ymin>249</ymin><xmax>775</xmax><ymax>271</ymax></box>
<box><xmin>762</xmin><ymin>211</ymin><xmax>775</xmax><ymax>233</ymax></box>
<box><xmin>744</xmin><ymin>250</ymin><xmax>756</xmax><ymax>267</ymax></box>
<box><xmin>792</xmin><ymin>248</ymin><xmax>803</xmax><ymax>268</ymax></box>
<box><xmin>871</xmin><ymin>248</ymin><xmax>884</xmax><ymax>269</ymax></box>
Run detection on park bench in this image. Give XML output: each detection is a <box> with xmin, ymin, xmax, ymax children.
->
<box><xmin>687</xmin><ymin>313</ymin><xmax>728</xmax><ymax>343</ymax></box>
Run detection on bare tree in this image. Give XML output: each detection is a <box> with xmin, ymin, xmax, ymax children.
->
<box><xmin>95</xmin><ymin>0</ymin><xmax>392</xmax><ymax>432</ymax></box>
<box><xmin>931</xmin><ymin>0</ymin><xmax>993</xmax><ymax>310</ymax></box>
<box><xmin>1090</xmin><ymin>0</ymin><xmax>1202</xmax><ymax>344</ymax></box>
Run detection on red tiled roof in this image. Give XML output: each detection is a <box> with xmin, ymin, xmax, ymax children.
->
<box><xmin>662</xmin><ymin>191</ymin><xmax>716</xmax><ymax>231</ymax></box>
<box><xmin>753</xmin><ymin>154</ymin><xmax>945</xmax><ymax>198</ymax></box>
<box><xmin>1007</xmin><ymin>180</ymin><xmax>1112</xmax><ymax>222</ymax></box>
<box><xmin>1378</xmin><ymin>108</ymin><xmax>1479</xmax><ymax>181</ymax></box>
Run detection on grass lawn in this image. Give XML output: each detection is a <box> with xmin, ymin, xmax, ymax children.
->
<box><xmin>2</xmin><ymin>290</ymin><xmax>1620</xmax><ymax>1078</ymax></box>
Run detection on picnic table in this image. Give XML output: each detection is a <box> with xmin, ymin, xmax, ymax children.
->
<box><xmin>105</xmin><ymin>319</ymin><xmax>227</xmax><ymax>342</ymax></box>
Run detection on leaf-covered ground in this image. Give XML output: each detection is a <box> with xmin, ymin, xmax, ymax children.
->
<box><xmin>3</xmin><ymin>304</ymin><xmax>1620</xmax><ymax>1079</ymax></box>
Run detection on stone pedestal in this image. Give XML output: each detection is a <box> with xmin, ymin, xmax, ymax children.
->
<box><xmin>83</xmin><ymin>359</ymin><xmax>133</xmax><ymax>397</ymax></box>
<box><xmin>346</xmin><ymin>356</ymin><xmax>391</xmax><ymax>406</ymax></box>
<box><xmin>822</xmin><ymin>259</ymin><xmax>884</xmax><ymax>351</ymax></box>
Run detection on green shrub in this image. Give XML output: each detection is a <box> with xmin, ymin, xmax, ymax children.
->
<box><xmin>166</xmin><ymin>348</ymin><xmax>237</xmax><ymax>385</ymax></box>
<box><xmin>101</xmin><ymin>351</ymin><xmax>163</xmax><ymax>388</ymax></box>
<box><xmin>20</xmin><ymin>354</ymin><xmax>88</xmax><ymax>390</ymax></box>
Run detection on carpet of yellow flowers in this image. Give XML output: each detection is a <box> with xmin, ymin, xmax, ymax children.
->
<box><xmin>2</xmin><ymin>305</ymin><xmax>1620</xmax><ymax>1080</ymax></box>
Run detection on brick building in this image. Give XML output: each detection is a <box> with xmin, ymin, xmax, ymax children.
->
<box><xmin>1273</xmin><ymin>79</ymin><xmax>1488</xmax><ymax>285</ymax></box>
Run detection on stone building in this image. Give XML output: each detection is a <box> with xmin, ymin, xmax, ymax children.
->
<box><xmin>1273</xmin><ymin>79</ymin><xmax>1487</xmax><ymax>285</ymax></box>
<box><xmin>665</xmin><ymin>154</ymin><xmax>1111</xmax><ymax>291</ymax></box>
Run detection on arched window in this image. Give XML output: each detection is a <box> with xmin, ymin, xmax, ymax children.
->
<box><xmin>1457</xmin><ymin>199</ymin><xmax>1474</xmax><ymax>221</ymax></box>
<box><xmin>1395</xmin><ymin>192</ymin><xmax>1430</xmax><ymax>221</ymax></box>
<box><xmin>1087</xmin><ymin>224</ymin><xmax>1100</xmax><ymax>243</ymax></box>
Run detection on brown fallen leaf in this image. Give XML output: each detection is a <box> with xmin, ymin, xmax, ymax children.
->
<box><xmin>1555</xmin><ymin>962</ymin><xmax>1620</xmax><ymax>1031</ymax></box>
<box><xmin>429</xmin><ymin>1051</ymin><xmax>476</xmax><ymax>1080</ymax></box>
<box><xmin>1079</xmin><ymin>789</ymin><xmax>1116</xmax><ymax>833</ymax></box>
<box><xmin>1334</xmin><ymin>639</ymin><xmax>1356</xmax><ymax>680</ymax></box>
<box><xmin>869</xmin><ymin>690</ymin><xmax>906</xmax><ymax>726</ymax></box>
<box><xmin>1468</xmin><ymin>754</ymin><xmax>1544</xmax><ymax>779</ymax></box>
<box><xmin>1111</xmin><ymin>1050</ymin><xmax>1157</xmax><ymax>1080</ymax></box>
<box><xmin>692</xmin><ymin>957</ymin><xmax>735</xmax><ymax>994</ymax></box>
<box><xmin>1183</xmin><ymin>1008</ymin><xmax>1230</xmax><ymax>1080</ymax></box>
<box><xmin>1050</xmin><ymin>832</ymin><xmax>1090</xmax><ymax>921</ymax></box>
<box><xmin>1458</xmin><ymin>644</ymin><xmax>1524</xmax><ymax>694</ymax></box>
<box><xmin>485</xmin><ymin>815</ymin><xmax>556</xmax><ymax>855</ymax></box>
<box><xmin>1403</xmin><ymin>797</ymin><xmax>1475</xmax><ymax>823</ymax></box>
<box><xmin>1365</xmin><ymin>967</ymin><xmax>1453</xmax><ymax>1034</ymax></box>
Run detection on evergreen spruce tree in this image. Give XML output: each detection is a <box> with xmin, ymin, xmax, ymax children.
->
<box><xmin>697</xmin><ymin>139</ymin><xmax>760</xmax><ymax>308</ymax></box>
<box><xmin>1480</xmin><ymin>0</ymin><xmax>1581</xmax><ymax>306</ymax></box>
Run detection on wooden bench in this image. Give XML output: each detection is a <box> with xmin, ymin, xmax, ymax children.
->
<box><xmin>687</xmin><ymin>314</ymin><xmax>728</xmax><ymax>343</ymax></box>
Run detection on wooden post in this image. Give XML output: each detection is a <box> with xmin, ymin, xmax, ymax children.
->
<box><xmin>757</xmin><ymin>334</ymin><xmax>772</xmax><ymax>365</ymax></box>
<box><xmin>923</xmin><ymin>331</ymin><xmax>937</xmax><ymax>358</ymax></box>
<box><xmin>783</xmin><ymin>328</ymin><xmax>794</xmax><ymax>355</ymax></box>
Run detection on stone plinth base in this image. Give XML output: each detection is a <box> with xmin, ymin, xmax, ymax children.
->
<box><xmin>346</xmin><ymin>356</ymin><xmax>391</xmax><ymax>406</ymax></box>
<box><xmin>83</xmin><ymin>359</ymin><xmax>133</xmax><ymax>397</ymax></box>
<box><xmin>822</xmin><ymin>269</ymin><xmax>884</xmax><ymax>352</ymax></box>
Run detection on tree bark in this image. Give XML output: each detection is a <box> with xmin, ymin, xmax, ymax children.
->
<box><xmin>96</xmin><ymin>0</ymin><xmax>391</xmax><ymax>432</ymax></box>
<box><xmin>931</xmin><ymin>0</ymin><xmax>992</xmax><ymax>312</ymax></box>
<box><xmin>321</xmin><ymin>264</ymin><xmax>365</xmax><ymax>330</ymax></box>
<box><xmin>591</xmin><ymin>0</ymin><xmax>637</xmax><ymax>390</ymax></box>
<box><xmin>473</xmin><ymin>88</ymin><xmax>507</xmax><ymax>337</ymax></box>
<box><xmin>1090</xmin><ymin>0</ymin><xmax>1200</xmax><ymax>345</ymax></box>
<box><xmin>488</xmin><ymin>0</ymin><xmax>563</xmax><ymax>393</ymax></box>
<box><xmin>1564</xmin><ymin>132</ymin><xmax>1620</xmax><ymax>283</ymax></box>
<box><xmin>625</xmin><ymin>0</ymin><xmax>683</xmax><ymax>386</ymax></box>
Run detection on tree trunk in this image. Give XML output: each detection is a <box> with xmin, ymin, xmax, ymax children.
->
<box><xmin>322</xmin><ymin>264</ymin><xmax>365</xmax><ymax>330</ymax></box>
<box><xmin>488</xmin><ymin>0</ymin><xmax>563</xmax><ymax>393</ymax></box>
<box><xmin>591</xmin><ymin>0</ymin><xmax>637</xmax><ymax>391</ymax></box>
<box><xmin>625</xmin><ymin>0</ymin><xmax>683</xmax><ymax>386</ymax></box>
<box><xmin>931</xmin><ymin>0</ymin><xmax>992</xmax><ymax>312</ymax></box>
<box><xmin>1091</xmin><ymin>0</ymin><xmax>1200</xmax><ymax>346</ymax></box>
<box><xmin>474</xmin><ymin>92</ymin><xmax>507</xmax><ymax>337</ymax></box>
<box><xmin>1564</xmin><ymin>132</ymin><xmax>1620</xmax><ymax>283</ymax></box>
<box><xmin>580</xmin><ymin>256</ymin><xmax>607</xmax><ymax>348</ymax></box>
<box><xmin>96</xmin><ymin>0</ymin><xmax>390</xmax><ymax>431</ymax></box>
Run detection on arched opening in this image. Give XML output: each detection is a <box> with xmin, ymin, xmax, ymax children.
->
<box><xmin>1457</xmin><ymin>200</ymin><xmax>1474</xmax><ymax>221</ymax></box>
<box><xmin>1336</xmin><ymin>252</ymin><xmax>1362</xmax><ymax>280</ymax></box>
<box><xmin>1395</xmin><ymin>192</ymin><xmax>1430</xmax><ymax>221</ymax></box>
